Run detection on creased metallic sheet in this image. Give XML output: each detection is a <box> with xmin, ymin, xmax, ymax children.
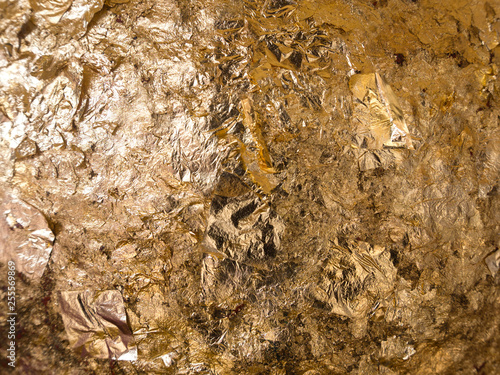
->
<box><xmin>350</xmin><ymin>72</ymin><xmax>413</xmax><ymax>150</ymax></box>
<box><xmin>0</xmin><ymin>190</ymin><xmax>54</xmax><ymax>279</ymax></box>
<box><xmin>58</xmin><ymin>290</ymin><xmax>137</xmax><ymax>360</ymax></box>
<box><xmin>485</xmin><ymin>249</ymin><xmax>500</xmax><ymax>276</ymax></box>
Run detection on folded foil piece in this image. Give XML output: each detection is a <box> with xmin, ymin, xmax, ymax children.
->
<box><xmin>58</xmin><ymin>290</ymin><xmax>137</xmax><ymax>360</ymax></box>
<box><xmin>350</xmin><ymin>72</ymin><xmax>413</xmax><ymax>150</ymax></box>
<box><xmin>0</xmin><ymin>191</ymin><xmax>54</xmax><ymax>279</ymax></box>
<box><xmin>485</xmin><ymin>249</ymin><xmax>500</xmax><ymax>276</ymax></box>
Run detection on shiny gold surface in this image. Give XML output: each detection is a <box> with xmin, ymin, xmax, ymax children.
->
<box><xmin>0</xmin><ymin>0</ymin><xmax>499</xmax><ymax>373</ymax></box>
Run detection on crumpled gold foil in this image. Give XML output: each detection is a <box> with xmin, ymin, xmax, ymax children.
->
<box><xmin>0</xmin><ymin>190</ymin><xmax>54</xmax><ymax>279</ymax></box>
<box><xmin>58</xmin><ymin>290</ymin><xmax>137</xmax><ymax>360</ymax></box>
<box><xmin>0</xmin><ymin>0</ymin><xmax>499</xmax><ymax>373</ymax></box>
<box><xmin>350</xmin><ymin>72</ymin><xmax>413</xmax><ymax>149</ymax></box>
<box><xmin>312</xmin><ymin>239</ymin><xmax>396</xmax><ymax>320</ymax></box>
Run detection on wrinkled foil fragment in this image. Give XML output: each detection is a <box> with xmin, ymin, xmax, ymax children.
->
<box><xmin>350</xmin><ymin>72</ymin><xmax>413</xmax><ymax>150</ymax></box>
<box><xmin>0</xmin><ymin>190</ymin><xmax>54</xmax><ymax>279</ymax></box>
<box><xmin>485</xmin><ymin>249</ymin><xmax>500</xmax><ymax>276</ymax></box>
<box><xmin>58</xmin><ymin>290</ymin><xmax>137</xmax><ymax>360</ymax></box>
